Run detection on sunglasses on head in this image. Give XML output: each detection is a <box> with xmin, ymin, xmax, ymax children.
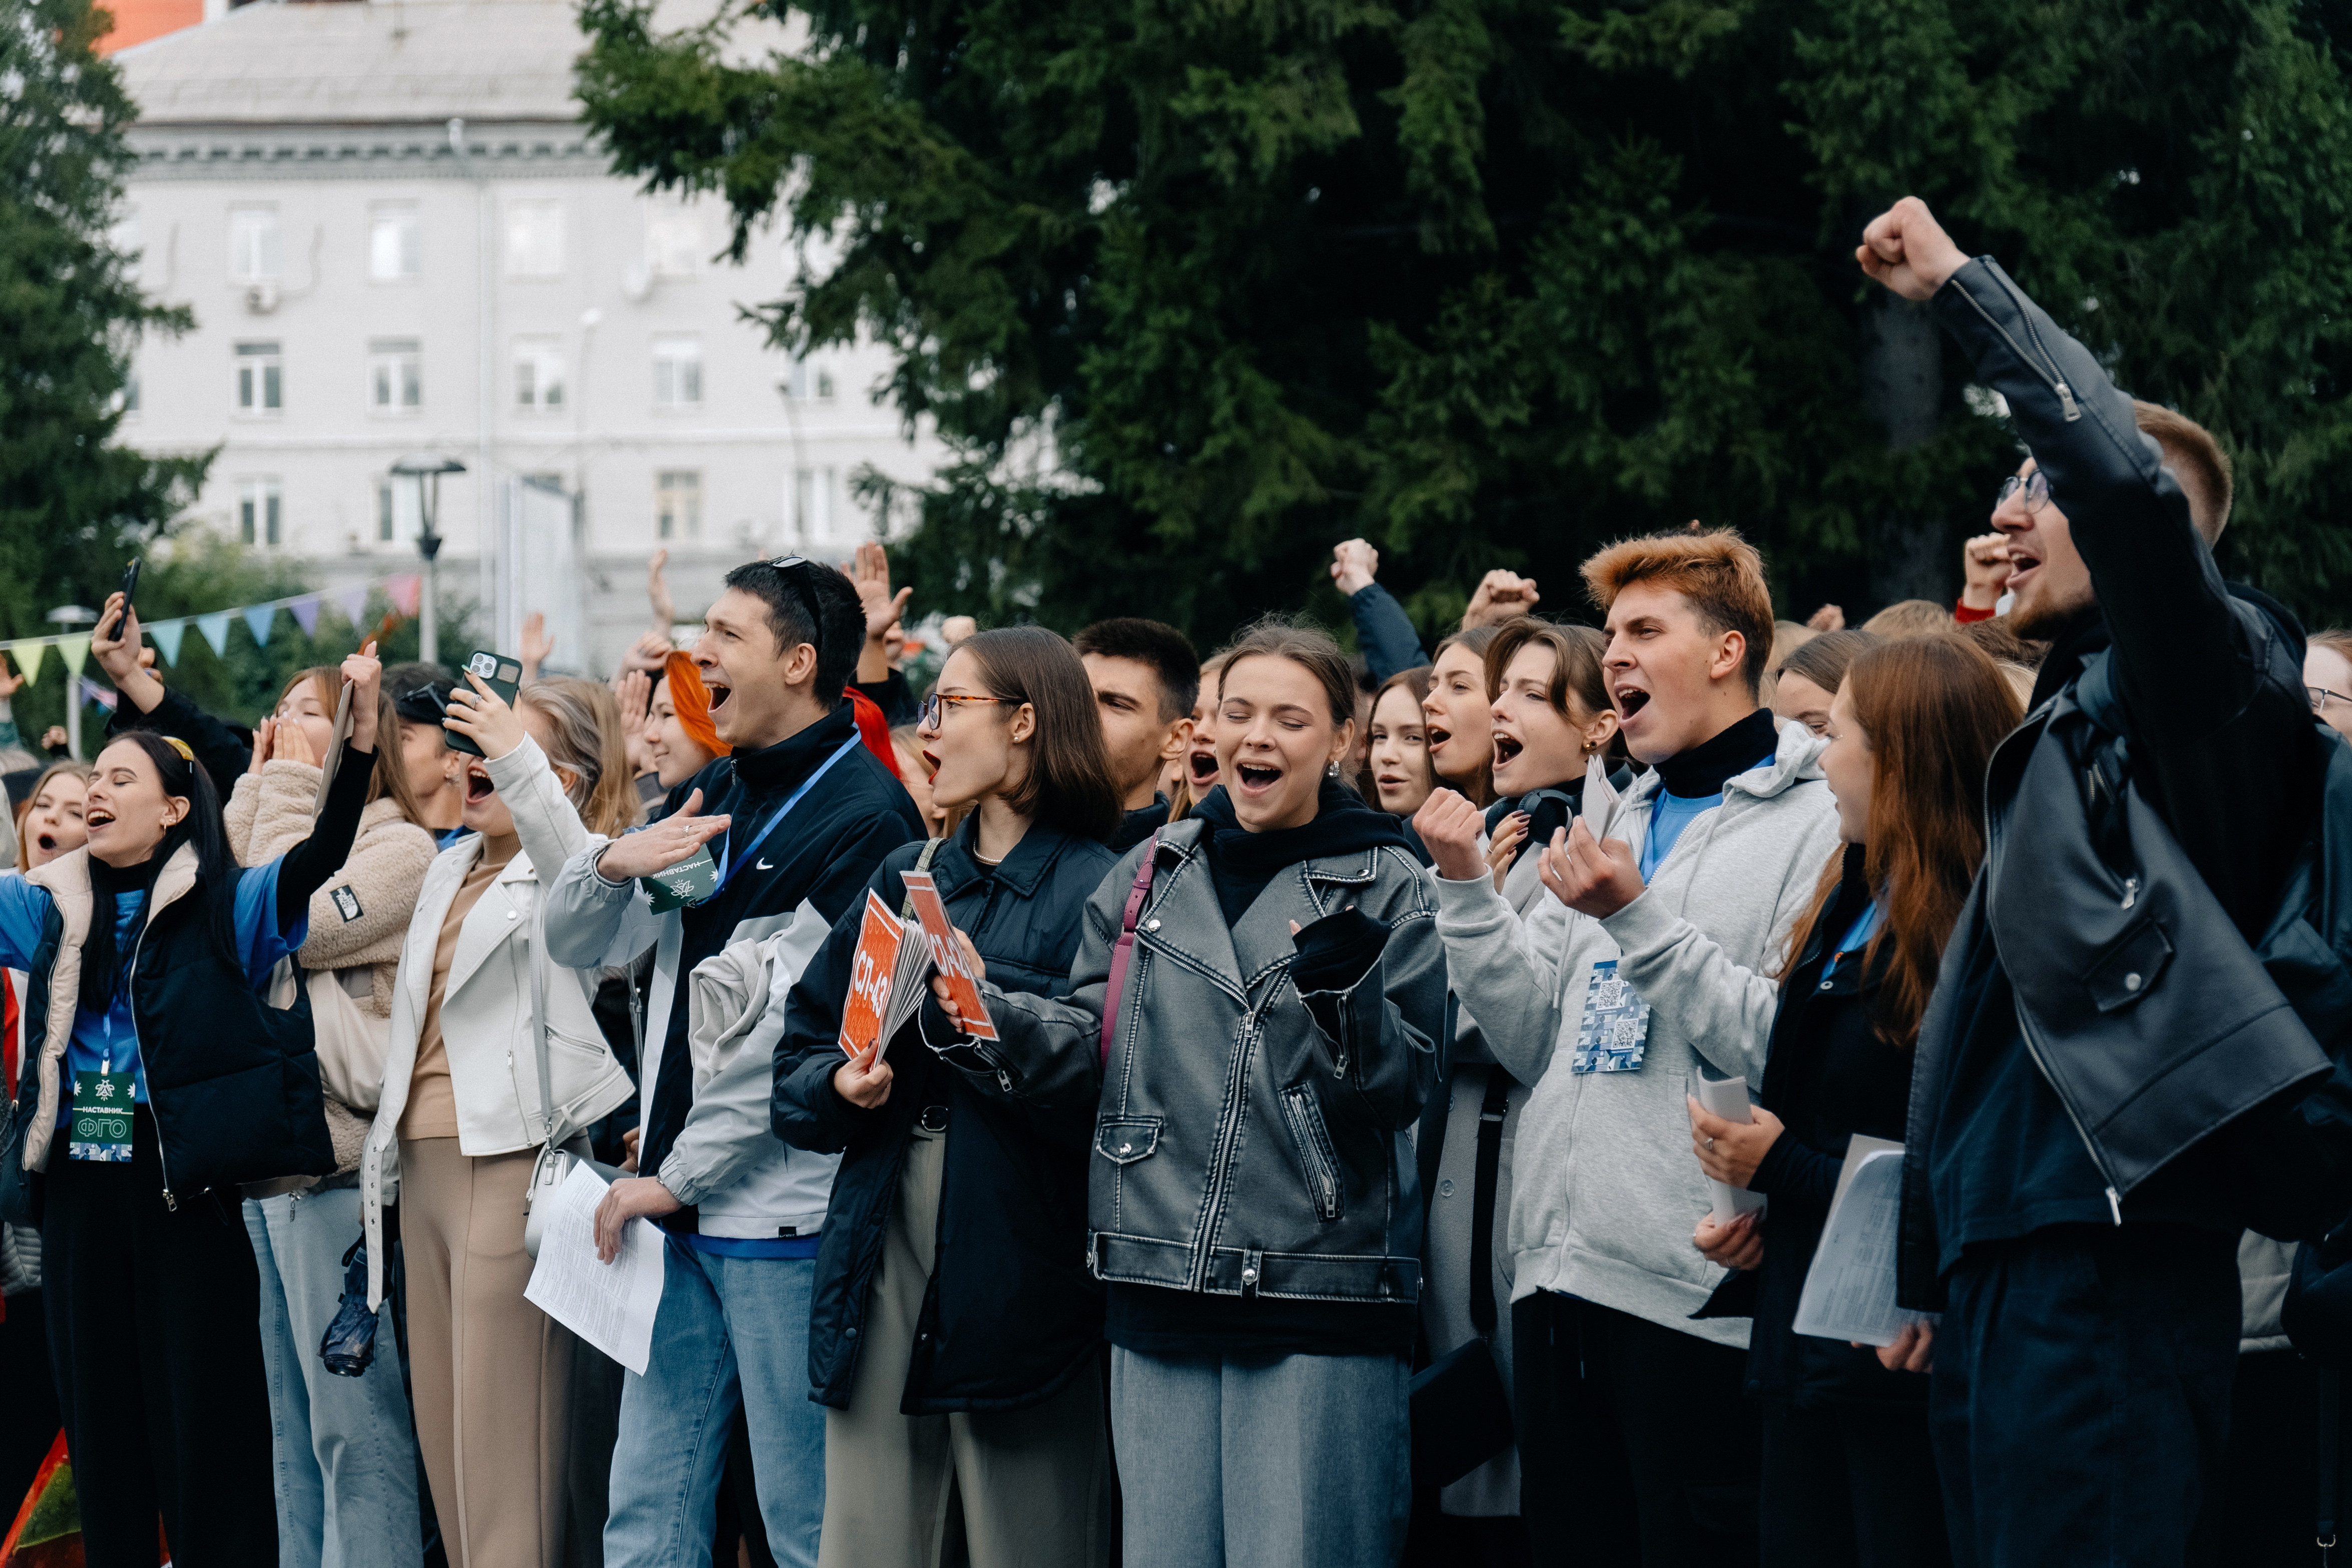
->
<box><xmin>765</xmin><ymin>556</ymin><xmax>827</xmax><ymax>665</ymax></box>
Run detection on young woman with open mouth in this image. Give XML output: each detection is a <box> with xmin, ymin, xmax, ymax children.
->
<box><xmin>1166</xmin><ymin>651</ymin><xmax>1229</xmax><ymax>814</ymax></box>
<box><xmin>778</xmin><ymin>626</ymin><xmax>1124</xmax><ymax>1568</ymax></box>
<box><xmin>935</xmin><ymin>616</ymin><xmax>1445</xmax><ymax>1568</ymax></box>
<box><xmin>362</xmin><ymin>673</ymin><xmax>637</xmax><ymax>1568</ymax></box>
<box><xmin>16</xmin><ymin>761</ymin><xmax>90</xmax><ymax>874</ymax></box>
<box><xmin>1</xmin><ymin>599</ymin><xmax>382</xmax><ymax>1564</ymax></box>
<box><xmin>1365</xmin><ymin>667</ymin><xmax>1436</xmax><ymax>822</ymax></box>
<box><xmin>229</xmin><ymin>665</ymin><xmax>441</xmax><ymax>1568</ymax></box>
<box><xmin>1422</xmin><ymin>626</ymin><xmax>1501</xmax><ymax>809</ymax></box>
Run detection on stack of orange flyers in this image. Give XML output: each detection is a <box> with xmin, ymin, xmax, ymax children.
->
<box><xmin>837</xmin><ymin>891</ymin><xmax>933</xmax><ymax>1060</ymax></box>
<box><xmin>900</xmin><ymin>872</ymin><xmax>998</xmax><ymax>1041</ymax></box>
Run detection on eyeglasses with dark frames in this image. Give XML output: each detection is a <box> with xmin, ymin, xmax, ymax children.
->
<box><xmin>918</xmin><ymin>692</ymin><xmax>1020</xmax><ymax>730</ymax></box>
<box><xmin>2310</xmin><ymin>685</ymin><xmax>2352</xmax><ymax>715</ymax></box>
<box><xmin>1996</xmin><ymin>471</ymin><xmax>2052</xmax><ymax>514</ymax></box>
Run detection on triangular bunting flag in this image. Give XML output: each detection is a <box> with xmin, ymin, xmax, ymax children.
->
<box><xmin>243</xmin><ymin>605</ymin><xmax>276</xmax><ymax>647</ymax></box>
<box><xmin>196</xmin><ymin>611</ymin><xmax>234</xmax><ymax>657</ymax></box>
<box><xmin>9</xmin><ymin>641</ymin><xmax>45</xmax><ymax>686</ymax></box>
<box><xmin>151</xmin><ymin>618</ymin><xmax>187</xmax><ymax>666</ymax></box>
<box><xmin>334</xmin><ymin>584</ymin><xmax>368</xmax><ymax>625</ymax></box>
<box><xmin>385</xmin><ymin>574</ymin><xmax>422</xmax><ymax>617</ymax></box>
<box><xmin>289</xmin><ymin>596</ymin><xmax>321</xmax><ymax>636</ymax></box>
<box><xmin>54</xmin><ymin>636</ymin><xmax>89</xmax><ymax>679</ymax></box>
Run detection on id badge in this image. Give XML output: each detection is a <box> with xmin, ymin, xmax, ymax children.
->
<box><xmin>69</xmin><ymin>1069</ymin><xmax>136</xmax><ymax>1162</ymax></box>
<box><xmin>1571</xmin><ymin>959</ymin><xmax>1651</xmax><ymax>1073</ymax></box>
<box><xmin>644</xmin><ymin>842</ymin><xmax>717</xmax><ymax>913</ymax></box>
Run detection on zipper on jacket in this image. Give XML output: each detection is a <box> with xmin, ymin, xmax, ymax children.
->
<box><xmin>1189</xmin><ymin>992</ymin><xmax>1278</xmax><ymax>1291</ymax></box>
<box><xmin>2014</xmin><ymin>1004</ymin><xmax>2125</xmax><ymax>1225</ymax></box>
<box><xmin>1952</xmin><ymin>274</ymin><xmax>2083</xmax><ymax>423</ymax></box>
<box><xmin>127</xmin><ymin>904</ymin><xmax>177</xmax><ymax>1210</ymax></box>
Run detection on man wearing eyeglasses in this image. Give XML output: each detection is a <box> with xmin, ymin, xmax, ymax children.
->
<box><xmin>545</xmin><ymin>555</ymin><xmax>925</xmax><ymax>1568</ymax></box>
<box><xmin>1859</xmin><ymin>198</ymin><xmax>2339</xmax><ymax>1567</ymax></box>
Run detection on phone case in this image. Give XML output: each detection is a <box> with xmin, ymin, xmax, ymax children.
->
<box><xmin>445</xmin><ymin>651</ymin><xmax>524</xmax><ymax>756</ymax></box>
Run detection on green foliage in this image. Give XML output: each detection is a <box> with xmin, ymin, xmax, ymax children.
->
<box><xmin>579</xmin><ymin>0</ymin><xmax>2352</xmax><ymax>645</ymax></box>
<box><xmin>0</xmin><ymin>0</ymin><xmax>213</xmax><ymax>649</ymax></box>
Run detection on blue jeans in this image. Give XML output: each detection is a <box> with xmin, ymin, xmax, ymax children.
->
<box><xmin>1109</xmin><ymin>1345</ymin><xmax>1409</xmax><ymax>1568</ymax></box>
<box><xmin>245</xmin><ymin>1189</ymin><xmax>423</xmax><ymax>1568</ymax></box>
<box><xmin>603</xmin><ymin>1240</ymin><xmax>826</xmax><ymax>1568</ymax></box>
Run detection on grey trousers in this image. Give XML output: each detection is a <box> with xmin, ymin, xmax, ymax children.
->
<box><xmin>817</xmin><ymin>1119</ymin><xmax>1112</xmax><ymax>1568</ymax></box>
<box><xmin>1109</xmin><ymin>1341</ymin><xmax>1410</xmax><ymax>1568</ymax></box>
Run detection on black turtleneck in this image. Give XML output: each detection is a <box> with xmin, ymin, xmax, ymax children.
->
<box><xmin>1188</xmin><ymin>777</ymin><xmax>1411</xmax><ymax>927</ymax></box>
<box><xmin>1655</xmin><ymin>707</ymin><xmax>1780</xmax><ymax>799</ymax></box>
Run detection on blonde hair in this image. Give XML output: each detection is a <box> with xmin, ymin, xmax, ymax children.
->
<box><xmin>15</xmin><ymin>761</ymin><xmax>91</xmax><ymax>875</ymax></box>
<box><xmin>1581</xmin><ymin>527</ymin><xmax>1776</xmax><ymax>695</ymax></box>
<box><xmin>1860</xmin><ymin>600</ymin><xmax>1956</xmax><ymax>640</ymax></box>
<box><xmin>279</xmin><ymin>667</ymin><xmax>425</xmax><ymax>828</ymax></box>
<box><xmin>2134</xmin><ymin>400</ymin><xmax>2234</xmax><ymax>544</ymax></box>
<box><xmin>517</xmin><ymin>677</ymin><xmax>641</xmax><ymax>838</ymax></box>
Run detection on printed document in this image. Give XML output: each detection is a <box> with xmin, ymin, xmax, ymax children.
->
<box><xmin>1791</xmin><ymin>1136</ymin><xmax>1936</xmax><ymax>1348</ymax></box>
<box><xmin>523</xmin><ymin>1162</ymin><xmax>666</xmax><ymax>1374</ymax></box>
<box><xmin>837</xmin><ymin>890</ymin><xmax>931</xmax><ymax>1059</ymax></box>
<box><xmin>902</xmin><ymin>871</ymin><xmax>997</xmax><ymax>1041</ymax></box>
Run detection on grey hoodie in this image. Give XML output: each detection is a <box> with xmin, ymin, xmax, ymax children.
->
<box><xmin>1434</xmin><ymin>718</ymin><xmax>1840</xmax><ymax>1347</ymax></box>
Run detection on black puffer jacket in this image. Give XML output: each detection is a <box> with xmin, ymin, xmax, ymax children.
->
<box><xmin>774</xmin><ymin>818</ymin><xmax>1118</xmax><ymax>1413</ymax></box>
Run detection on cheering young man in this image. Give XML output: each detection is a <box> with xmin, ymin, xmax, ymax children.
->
<box><xmin>545</xmin><ymin>557</ymin><xmax>924</xmax><ymax>1568</ymax></box>
<box><xmin>1416</xmin><ymin>529</ymin><xmax>1840</xmax><ymax>1567</ymax></box>
<box><xmin>1854</xmin><ymin>198</ymin><xmax>2330</xmax><ymax>1567</ymax></box>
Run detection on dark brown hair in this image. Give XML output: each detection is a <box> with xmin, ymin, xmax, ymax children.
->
<box><xmin>1782</xmin><ymin>634</ymin><xmax>2021</xmax><ymax>1045</ymax></box>
<box><xmin>1581</xmin><ymin>527</ymin><xmax>1775</xmax><ymax>695</ymax></box>
<box><xmin>958</xmin><ymin>627</ymin><xmax>1125</xmax><ymax>843</ymax></box>
<box><xmin>1427</xmin><ymin>622</ymin><xmax>1500</xmax><ymax>807</ymax></box>
<box><xmin>1218</xmin><ymin>616</ymin><xmax>1358</xmax><ymax>732</ymax></box>
<box><xmin>1774</xmin><ymin>628</ymin><xmax>1877</xmax><ymax>700</ymax></box>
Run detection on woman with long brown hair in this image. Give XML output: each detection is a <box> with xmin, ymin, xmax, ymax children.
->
<box><xmin>1681</xmin><ymin>634</ymin><xmax>2021</xmax><ymax>1568</ymax></box>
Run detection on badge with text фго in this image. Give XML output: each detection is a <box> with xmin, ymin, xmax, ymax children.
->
<box><xmin>70</xmin><ymin>1068</ymin><xmax>135</xmax><ymax>1161</ymax></box>
<box><xmin>643</xmin><ymin>842</ymin><xmax>718</xmax><ymax>913</ymax></box>
<box><xmin>1572</xmin><ymin>959</ymin><xmax>1651</xmax><ymax>1073</ymax></box>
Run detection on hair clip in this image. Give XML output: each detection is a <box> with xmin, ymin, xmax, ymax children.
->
<box><xmin>162</xmin><ymin>736</ymin><xmax>195</xmax><ymax>763</ymax></box>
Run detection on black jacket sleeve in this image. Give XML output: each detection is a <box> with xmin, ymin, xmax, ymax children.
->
<box><xmin>111</xmin><ymin>684</ymin><xmax>250</xmax><ymax>803</ymax></box>
<box><xmin>273</xmin><ymin>740</ymin><xmax>375</xmax><ymax>935</ymax></box>
<box><xmin>1932</xmin><ymin>258</ymin><xmax>2320</xmax><ymax>935</ymax></box>
<box><xmin>1348</xmin><ymin>583</ymin><xmax>1429</xmax><ymax>684</ymax></box>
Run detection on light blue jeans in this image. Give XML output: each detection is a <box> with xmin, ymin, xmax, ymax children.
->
<box><xmin>245</xmin><ymin>1188</ymin><xmax>424</xmax><ymax>1568</ymax></box>
<box><xmin>603</xmin><ymin>1240</ymin><xmax>825</xmax><ymax>1568</ymax></box>
<box><xmin>1109</xmin><ymin>1345</ymin><xmax>1410</xmax><ymax>1568</ymax></box>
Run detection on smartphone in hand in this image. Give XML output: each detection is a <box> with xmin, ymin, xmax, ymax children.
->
<box><xmin>444</xmin><ymin>650</ymin><xmax>522</xmax><ymax>757</ymax></box>
<box><xmin>112</xmin><ymin>559</ymin><xmax>141</xmax><ymax>640</ymax></box>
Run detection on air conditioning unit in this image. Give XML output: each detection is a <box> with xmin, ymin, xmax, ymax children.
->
<box><xmin>245</xmin><ymin>281</ymin><xmax>280</xmax><ymax>313</ymax></box>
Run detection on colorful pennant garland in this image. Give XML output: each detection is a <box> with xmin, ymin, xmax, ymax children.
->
<box><xmin>0</xmin><ymin>573</ymin><xmax>425</xmax><ymax>684</ymax></box>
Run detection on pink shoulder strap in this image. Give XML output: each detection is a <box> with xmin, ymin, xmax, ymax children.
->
<box><xmin>1100</xmin><ymin>832</ymin><xmax>1158</xmax><ymax>1068</ymax></box>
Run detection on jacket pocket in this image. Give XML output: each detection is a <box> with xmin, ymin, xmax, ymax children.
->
<box><xmin>1095</xmin><ymin>1116</ymin><xmax>1161</xmax><ymax>1165</ymax></box>
<box><xmin>1277</xmin><ymin>1084</ymin><xmax>1346</xmax><ymax>1222</ymax></box>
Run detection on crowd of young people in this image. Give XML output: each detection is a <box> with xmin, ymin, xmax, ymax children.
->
<box><xmin>4</xmin><ymin>193</ymin><xmax>2352</xmax><ymax>1568</ymax></box>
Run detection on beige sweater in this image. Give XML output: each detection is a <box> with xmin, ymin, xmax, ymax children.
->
<box><xmin>228</xmin><ymin>759</ymin><xmax>438</xmax><ymax>1175</ymax></box>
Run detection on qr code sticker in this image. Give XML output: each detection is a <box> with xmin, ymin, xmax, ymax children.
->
<box><xmin>1572</xmin><ymin>959</ymin><xmax>1651</xmax><ymax>1073</ymax></box>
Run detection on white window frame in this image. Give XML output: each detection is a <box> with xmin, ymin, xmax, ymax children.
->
<box><xmin>792</xmin><ymin>467</ymin><xmax>835</xmax><ymax>541</ymax></box>
<box><xmin>238</xmin><ymin>478</ymin><xmax>283</xmax><ymax>547</ymax></box>
<box><xmin>655</xmin><ymin>470</ymin><xmax>702</xmax><ymax>540</ymax></box>
<box><xmin>367</xmin><ymin>338</ymin><xmax>421</xmax><ymax>414</ymax></box>
<box><xmin>235</xmin><ymin>341</ymin><xmax>283</xmax><ymax>416</ymax></box>
<box><xmin>652</xmin><ymin>336</ymin><xmax>702</xmax><ymax>409</ymax></box>
<box><xmin>513</xmin><ymin>337</ymin><xmax>566</xmax><ymax>414</ymax></box>
<box><xmin>376</xmin><ymin>476</ymin><xmax>422</xmax><ymax>544</ymax></box>
<box><xmin>229</xmin><ymin>206</ymin><xmax>281</xmax><ymax>282</ymax></box>
<box><xmin>505</xmin><ymin>199</ymin><xmax>565</xmax><ymax>279</ymax></box>
<box><xmin>368</xmin><ymin>205</ymin><xmax>421</xmax><ymax>282</ymax></box>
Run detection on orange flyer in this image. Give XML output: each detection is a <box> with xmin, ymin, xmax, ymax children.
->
<box><xmin>900</xmin><ymin>871</ymin><xmax>997</xmax><ymax>1041</ymax></box>
<box><xmin>838</xmin><ymin>892</ymin><xmax>905</xmax><ymax>1059</ymax></box>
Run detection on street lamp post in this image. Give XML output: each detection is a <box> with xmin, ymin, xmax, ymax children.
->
<box><xmin>45</xmin><ymin>604</ymin><xmax>98</xmax><ymax>759</ymax></box>
<box><xmin>391</xmin><ymin>455</ymin><xmax>466</xmax><ymax>667</ymax></box>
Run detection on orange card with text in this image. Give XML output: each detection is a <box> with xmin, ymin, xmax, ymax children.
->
<box><xmin>838</xmin><ymin>891</ymin><xmax>906</xmax><ymax>1059</ymax></box>
<box><xmin>900</xmin><ymin>872</ymin><xmax>997</xmax><ymax>1041</ymax></box>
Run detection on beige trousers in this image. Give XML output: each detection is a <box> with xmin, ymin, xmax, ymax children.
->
<box><xmin>401</xmin><ymin>1138</ymin><xmax>573</xmax><ymax>1568</ymax></box>
<box><xmin>817</xmin><ymin>1121</ymin><xmax>1112</xmax><ymax>1568</ymax></box>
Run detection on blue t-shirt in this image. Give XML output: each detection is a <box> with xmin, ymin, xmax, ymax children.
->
<box><xmin>1820</xmin><ymin>899</ymin><xmax>1883</xmax><ymax>982</ymax></box>
<box><xmin>1640</xmin><ymin>789</ymin><xmax>1722</xmax><ymax>881</ymax></box>
<box><xmin>0</xmin><ymin>862</ymin><xmax>307</xmax><ymax>1122</ymax></box>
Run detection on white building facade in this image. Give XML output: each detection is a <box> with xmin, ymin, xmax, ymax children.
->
<box><xmin>115</xmin><ymin>0</ymin><xmax>944</xmax><ymax>674</ymax></box>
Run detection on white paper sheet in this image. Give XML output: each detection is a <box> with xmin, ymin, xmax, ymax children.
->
<box><xmin>1791</xmin><ymin>1140</ymin><xmax>1936</xmax><ymax>1348</ymax></box>
<box><xmin>523</xmin><ymin>1162</ymin><xmax>667</xmax><ymax>1375</ymax></box>
<box><xmin>1691</xmin><ymin>1068</ymin><xmax>1768</xmax><ymax>1226</ymax></box>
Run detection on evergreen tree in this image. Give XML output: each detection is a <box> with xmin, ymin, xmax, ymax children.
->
<box><xmin>578</xmin><ymin>0</ymin><xmax>2352</xmax><ymax>644</ymax></box>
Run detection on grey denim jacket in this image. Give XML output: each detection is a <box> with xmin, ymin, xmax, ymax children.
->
<box><xmin>973</xmin><ymin>818</ymin><xmax>1446</xmax><ymax>1308</ymax></box>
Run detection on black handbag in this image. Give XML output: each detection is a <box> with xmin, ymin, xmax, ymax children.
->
<box><xmin>0</xmin><ymin>1083</ymin><xmax>39</xmax><ymax>1230</ymax></box>
<box><xmin>318</xmin><ymin>1235</ymin><xmax>378</xmax><ymax>1378</ymax></box>
<box><xmin>1409</xmin><ymin>1065</ymin><xmax>1515</xmax><ymax>1489</ymax></box>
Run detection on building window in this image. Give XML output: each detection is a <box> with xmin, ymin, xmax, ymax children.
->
<box><xmin>506</xmin><ymin>200</ymin><xmax>564</xmax><ymax>278</ymax></box>
<box><xmin>652</xmin><ymin>337</ymin><xmax>701</xmax><ymax>408</ymax></box>
<box><xmin>514</xmin><ymin>338</ymin><xmax>565</xmax><ymax>412</ymax></box>
<box><xmin>376</xmin><ymin>476</ymin><xmax>422</xmax><ymax>543</ymax></box>
<box><xmin>229</xmin><ymin>206</ymin><xmax>281</xmax><ymax>281</ymax></box>
<box><xmin>239</xmin><ymin>478</ymin><xmax>283</xmax><ymax>547</ymax></box>
<box><xmin>367</xmin><ymin>338</ymin><xmax>421</xmax><ymax>412</ymax></box>
<box><xmin>369</xmin><ymin>206</ymin><xmax>421</xmax><ymax>280</ymax></box>
<box><xmin>792</xmin><ymin>467</ymin><xmax>834</xmax><ymax>540</ymax></box>
<box><xmin>655</xmin><ymin>470</ymin><xmax>702</xmax><ymax>539</ymax></box>
<box><xmin>785</xmin><ymin>358</ymin><xmax>836</xmax><ymax>402</ymax></box>
<box><xmin>645</xmin><ymin>211</ymin><xmax>701</xmax><ymax>277</ymax></box>
<box><xmin>236</xmin><ymin>341</ymin><xmax>283</xmax><ymax>414</ymax></box>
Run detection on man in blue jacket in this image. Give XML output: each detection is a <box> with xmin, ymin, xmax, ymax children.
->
<box><xmin>545</xmin><ymin>556</ymin><xmax>924</xmax><ymax>1568</ymax></box>
<box><xmin>1860</xmin><ymin>198</ymin><xmax>2327</xmax><ymax>1565</ymax></box>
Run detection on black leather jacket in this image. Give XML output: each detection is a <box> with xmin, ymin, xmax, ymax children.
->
<box><xmin>1895</xmin><ymin>257</ymin><xmax>2334</xmax><ymax>1306</ymax></box>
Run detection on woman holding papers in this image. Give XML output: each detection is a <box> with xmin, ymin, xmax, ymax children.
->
<box><xmin>773</xmin><ymin>626</ymin><xmax>1122</xmax><ymax>1568</ymax></box>
<box><xmin>926</xmin><ymin>617</ymin><xmax>1446</xmax><ymax>1568</ymax></box>
<box><xmin>1683</xmin><ymin>635</ymin><xmax>2018</xmax><ymax>1568</ymax></box>
<box><xmin>361</xmin><ymin>674</ymin><xmax>634</xmax><ymax>1568</ymax></box>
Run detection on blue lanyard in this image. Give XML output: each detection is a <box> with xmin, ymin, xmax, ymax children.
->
<box><xmin>708</xmin><ymin>735</ymin><xmax>862</xmax><ymax>899</ymax></box>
